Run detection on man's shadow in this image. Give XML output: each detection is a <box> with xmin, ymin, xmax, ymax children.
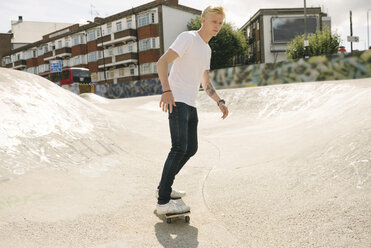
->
<box><xmin>154</xmin><ymin>211</ymin><xmax>199</xmax><ymax>248</ymax></box>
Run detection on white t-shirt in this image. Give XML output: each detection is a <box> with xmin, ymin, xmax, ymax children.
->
<box><xmin>168</xmin><ymin>31</ymin><xmax>211</xmax><ymax>107</ymax></box>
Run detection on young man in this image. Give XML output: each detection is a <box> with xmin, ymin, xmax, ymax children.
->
<box><xmin>156</xmin><ymin>6</ymin><xmax>229</xmax><ymax>215</ymax></box>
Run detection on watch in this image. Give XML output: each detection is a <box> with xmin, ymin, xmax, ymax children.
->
<box><xmin>217</xmin><ymin>99</ymin><xmax>225</xmax><ymax>106</ymax></box>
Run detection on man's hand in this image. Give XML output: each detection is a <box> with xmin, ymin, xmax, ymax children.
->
<box><xmin>159</xmin><ymin>91</ymin><xmax>176</xmax><ymax>113</ymax></box>
<box><xmin>157</xmin><ymin>49</ymin><xmax>179</xmax><ymax>114</ymax></box>
<box><xmin>219</xmin><ymin>102</ymin><xmax>228</xmax><ymax>119</ymax></box>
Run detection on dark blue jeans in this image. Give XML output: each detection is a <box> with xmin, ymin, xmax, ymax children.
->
<box><xmin>157</xmin><ymin>102</ymin><xmax>198</xmax><ymax>204</ymax></box>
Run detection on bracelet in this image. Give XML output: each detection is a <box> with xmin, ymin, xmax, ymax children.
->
<box><xmin>162</xmin><ymin>90</ymin><xmax>172</xmax><ymax>94</ymax></box>
<box><xmin>217</xmin><ymin>99</ymin><xmax>226</xmax><ymax>106</ymax></box>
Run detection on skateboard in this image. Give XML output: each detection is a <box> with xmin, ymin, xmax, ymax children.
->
<box><xmin>165</xmin><ymin>211</ymin><xmax>191</xmax><ymax>224</ymax></box>
<box><xmin>160</xmin><ymin>198</ymin><xmax>191</xmax><ymax>224</ymax></box>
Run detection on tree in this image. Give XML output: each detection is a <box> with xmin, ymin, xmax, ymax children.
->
<box><xmin>187</xmin><ymin>16</ymin><xmax>248</xmax><ymax>70</ymax></box>
<box><xmin>286</xmin><ymin>28</ymin><xmax>341</xmax><ymax>59</ymax></box>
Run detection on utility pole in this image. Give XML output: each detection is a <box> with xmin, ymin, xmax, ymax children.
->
<box><xmin>350</xmin><ymin>11</ymin><xmax>353</xmax><ymax>52</ymax></box>
<box><xmin>304</xmin><ymin>0</ymin><xmax>309</xmax><ymax>58</ymax></box>
<box><xmin>367</xmin><ymin>9</ymin><xmax>371</xmax><ymax>49</ymax></box>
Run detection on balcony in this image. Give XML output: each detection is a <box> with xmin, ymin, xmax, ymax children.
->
<box><xmin>98</xmin><ymin>53</ymin><xmax>138</xmax><ymax>69</ymax></box>
<box><xmin>97</xmin><ymin>35</ymin><xmax>111</xmax><ymax>45</ymax></box>
<box><xmin>5</xmin><ymin>62</ymin><xmax>13</xmax><ymax>68</ymax></box>
<box><xmin>44</xmin><ymin>50</ymin><xmax>56</xmax><ymax>61</ymax></box>
<box><xmin>98</xmin><ymin>57</ymin><xmax>112</xmax><ymax>66</ymax></box>
<box><xmin>98</xmin><ymin>29</ymin><xmax>137</xmax><ymax>47</ymax></box>
<box><xmin>13</xmin><ymin>60</ymin><xmax>26</xmax><ymax>69</ymax></box>
<box><xmin>116</xmin><ymin>53</ymin><xmax>138</xmax><ymax>62</ymax></box>
<box><xmin>55</xmin><ymin>47</ymin><xmax>72</xmax><ymax>58</ymax></box>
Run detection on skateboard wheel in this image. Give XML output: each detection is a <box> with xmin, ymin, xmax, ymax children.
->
<box><xmin>185</xmin><ymin>216</ymin><xmax>190</xmax><ymax>223</ymax></box>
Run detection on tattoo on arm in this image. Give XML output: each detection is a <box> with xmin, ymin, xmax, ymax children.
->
<box><xmin>206</xmin><ymin>83</ymin><xmax>216</xmax><ymax>97</ymax></box>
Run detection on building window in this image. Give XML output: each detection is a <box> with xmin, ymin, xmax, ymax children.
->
<box><xmin>128</xmin><ymin>43</ymin><xmax>133</xmax><ymax>52</ymax></box>
<box><xmin>73</xmin><ymin>56</ymin><xmax>82</xmax><ymax>65</ymax></box>
<box><xmin>107</xmin><ymin>70</ymin><xmax>114</xmax><ymax>79</ymax></box>
<box><xmin>117</xmin><ymin>46</ymin><xmax>124</xmax><ymax>54</ymax></box>
<box><xmin>88</xmin><ymin>52</ymin><xmax>96</xmax><ymax>62</ymax></box>
<box><xmin>44</xmin><ymin>46</ymin><xmax>48</xmax><ymax>53</ymax></box>
<box><xmin>3</xmin><ymin>57</ymin><xmax>11</xmax><ymax>65</ymax></box>
<box><xmin>139</xmin><ymin>38</ymin><xmax>157</xmax><ymax>51</ymax></box>
<box><xmin>107</xmin><ymin>23</ymin><xmax>112</xmax><ymax>34</ymax></box>
<box><xmin>38</xmin><ymin>47</ymin><xmax>44</xmax><ymax>56</ymax></box>
<box><xmin>116</xmin><ymin>22</ymin><xmax>122</xmax><ymax>32</ymax></box>
<box><xmin>141</xmin><ymin>63</ymin><xmax>151</xmax><ymax>74</ymax></box>
<box><xmin>140</xmin><ymin>63</ymin><xmax>156</xmax><ymax>75</ymax></box>
<box><xmin>38</xmin><ymin>64</ymin><xmax>46</xmax><ymax>73</ymax></box>
<box><xmin>88</xmin><ymin>51</ymin><xmax>101</xmax><ymax>62</ymax></box>
<box><xmin>87</xmin><ymin>30</ymin><xmax>96</xmax><ymax>42</ymax></box>
<box><xmin>108</xmin><ymin>47</ymin><xmax>113</xmax><ymax>56</ymax></box>
<box><xmin>58</xmin><ymin>40</ymin><xmax>62</xmax><ymax>49</ymax></box>
<box><xmin>119</xmin><ymin>68</ymin><xmax>125</xmax><ymax>77</ymax></box>
<box><xmin>72</xmin><ymin>35</ymin><xmax>81</xmax><ymax>46</ymax></box>
<box><xmin>25</xmin><ymin>50</ymin><xmax>34</xmax><ymax>59</ymax></box>
<box><xmin>138</xmin><ymin>12</ymin><xmax>155</xmax><ymax>27</ymax></box>
<box><xmin>65</xmin><ymin>38</ymin><xmax>70</xmax><ymax>47</ymax></box>
<box><xmin>139</xmin><ymin>39</ymin><xmax>149</xmax><ymax>51</ymax></box>
<box><xmin>91</xmin><ymin>72</ymin><xmax>98</xmax><ymax>82</ymax></box>
<box><xmin>27</xmin><ymin>67</ymin><xmax>36</xmax><ymax>74</ymax></box>
<box><xmin>130</xmin><ymin>68</ymin><xmax>135</xmax><ymax>75</ymax></box>
<box><xmin>73</xmin><ymin>56</ymin><xmax>79</xmax><ymax>65</ymax></box>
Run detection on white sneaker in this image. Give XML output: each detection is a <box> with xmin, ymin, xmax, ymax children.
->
<box><xmin>156</xmin><ymin>199</ymin><xmax>190</xmax><ymax>215</ymax></box>
<box><xmin>156</xmin><ymin>189</ymin><xmax>186</xmax><ymax>199</ymax></box>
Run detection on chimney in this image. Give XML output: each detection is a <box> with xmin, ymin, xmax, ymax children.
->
<box><xmin>94</xmin><ymin>17</ymin><xmax>104</xmax><ymax>23</ymax></box>
<box><xmin>18</xmin><ymin>16</ymin><xmax>23</xmax><ymax>22</ymax></box>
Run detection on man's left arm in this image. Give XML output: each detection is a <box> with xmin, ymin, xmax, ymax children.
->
<box><xmin>201</xmin><ymin>70</ymin><xmax>228</xmax><ymax>119</ymax></box>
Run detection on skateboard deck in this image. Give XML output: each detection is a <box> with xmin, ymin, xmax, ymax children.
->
<box><xmin>165</xmin><ymin>211</ymin><xmax>190</xmax><ymax>224</ymax></box>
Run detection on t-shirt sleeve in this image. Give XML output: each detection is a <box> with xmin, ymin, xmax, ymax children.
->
<box><xmin>205</xmin><ymin>47</ymin><xmax>211</xmax><ymax>70</ymax></box>
<box><xmin>169</xmin><ymin>32</ymin><xmax>193</xmax><ymax>58</ymax></box>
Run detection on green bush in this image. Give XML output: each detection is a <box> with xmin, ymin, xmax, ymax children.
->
<box><xmin>287</xmin><ymin>28</ymin><xmax>341</xmax><ymax>59</ymax></box>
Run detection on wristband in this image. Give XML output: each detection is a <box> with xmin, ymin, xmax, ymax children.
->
<box><xmin>217</xmin><ymin>99</ymin><xmax>225</xmax><ymax>106</ymax></box>
<box><xmin>162</xmin><ymin>90</ymin><xmax>172</xmax><ymax>94</ymax></box>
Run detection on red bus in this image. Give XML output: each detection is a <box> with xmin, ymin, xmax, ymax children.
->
<box><xmin>39</xmin><ymin>67</ymin><xmax>91</xmax><ymax>86</ymax></box>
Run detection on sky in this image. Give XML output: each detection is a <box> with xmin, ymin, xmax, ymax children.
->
<box><xmin>0</xmin><ymin>0</ymin><xmax>370</xmax><ymax>52</ymax></box>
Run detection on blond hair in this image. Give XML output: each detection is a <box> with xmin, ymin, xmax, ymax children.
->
<box><xmin>201</xmin><ymin>6</ymin><xmax>226</xmax><ymax>19</ymax></box>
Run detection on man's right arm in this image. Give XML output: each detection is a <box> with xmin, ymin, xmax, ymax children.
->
<box><xmin>157</xmin><ymin>49</ymin><xmax>179</xmax><ymax>113</ymax></box>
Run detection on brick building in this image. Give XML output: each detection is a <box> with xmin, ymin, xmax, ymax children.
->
<box><xmin>1</xmin><ymin>0</ymin><xmax>200</xmax><ymax>83</ymax></box>
<box><xmin>0</xmin><ymin>33</ymin><xmax>12</xmax><ymax>61</ymax></box>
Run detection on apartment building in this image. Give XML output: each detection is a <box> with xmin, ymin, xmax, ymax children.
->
<box><xmin>240</xmin><ymin>8</ymin><xmax>331</xmax><ymax>64</ymax></box>
<box><xmin>2</xmin><ymin>0</ymin><xmax>200</xmax><ymax>84</ymax></box>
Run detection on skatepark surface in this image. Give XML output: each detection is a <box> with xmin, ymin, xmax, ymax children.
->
<box><xmin>0</xmin><ymin>68</ymin><xmax>370</xmax><ymax>247</ymax></box>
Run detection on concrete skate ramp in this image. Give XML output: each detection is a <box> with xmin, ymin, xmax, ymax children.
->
<box><xmin>0</xmin><ymin>68</ymin><xmax>370</xmax><ymax>247</ymax></box>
